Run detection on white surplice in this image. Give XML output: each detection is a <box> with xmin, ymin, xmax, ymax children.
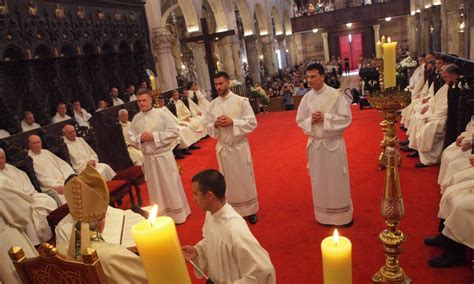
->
<box><xmin>64</xmin><ymin>137</ymin><xmax>116</xmax><ymax>181</ymax></box>
<box><xmin>0</xmin><ymin>164</ymin><xmax>58</xmax><ymax>244</ymax></box>
<box><xmin>51</xmin><ymin>112</ymin><xmax>72</xmax><ymax>124</ymax></box>
<box><xmin>0</xmin><ymin>177</ymin><xmax>39</xmax><ymax>284</ymax></box>
<box><xmin>203</xmin><ymin>92</ymin><xmax>259</xmax><ymax>217</ymax></box>
<box><xmin>129</xmin><ymin>107</ymin><xmax>190</xmax><ymax>223</ymax></box>
<box><xmin>193</xmin><ymin>203</ymin><xmax>276</xmax><ymax>283</ymax></box>
<box><xmin>401</xmin><ymin>64</ymin><xmax>426</xmax><ymax>127</ymax></box>
<box><xmin>28</xmin><ymin>149</ymin><xmax>75</xmax><ymax>205</ymax></box>
<box><xmin>120</xmin><ymin>121</ymin><xmax>144</xmax><ymax>166</ymax></box>
<box><xmin>191</xmin><ymin>90</ymin><xmax>210</xmax><ymax>111</ymax></box>
<box><xmin>296</xmin><ymin>84</ymin><xmax>353</xmax><ymax>225</ymax></box>
<box><xmin>440</xmin><ymin>159</ymin><xmax>474</xmax><ymax>194</ymax></box>
<box><xmin>0</xmin><ymin>129</ymin><xmax>10</xmax><ymax>139</ymax></box>
<box><xmin>158</xmin><ymin>106</ymin><xmax>199</xmax><ymax>148</ymax></box>
<box><xmin>73</xmin><ymin>108</ymin><xmax>92</xmax><ymax>128</ymax></box>
<box><xmin>21</xmin><ymin>120</ymin><xmax>40</xmax><ymax>132</ymax></box>
<box><xmin>173</xmin><ymin>98</ymin><xmax>206</xmax><ymax>139</ymax></box>
<box><xmin>438</xmin><ymin>179</ymin><xmax>474</xmax><ymax>249</ymax></box>
<box><xmin>112</xmin><ymin>97</ymin><xmax>124</xmax><ymax>106</ymax></box>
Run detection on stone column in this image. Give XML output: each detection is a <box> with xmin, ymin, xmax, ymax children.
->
<box><xmin>217</xmin><ymin>36</ymin><xmax>236</xmax><ymax>79</ymax></box>
<box><xmin>275</xmin><ymin>35</ymin><xmax>287</xmax><ymax>70</ymax></box>
<box><xmin>321</xmin><ymin>32</ymin><xmax>330</xmax><ymax>63</ymax></box>
<box><xmin>151</xmin><ymin>27</ymin><xmax>178</xmax><ymax>90</ymax></box>
<box><xmin>286</xmin><ymin>35</ymin><xmax>297</xmax><ymax>67</ymax></box>
<box><xmin>431</xmin><ymin>5</ymin><xmax>442</xmax><ymax>52</ymax></box>
<box><xmin>145</xmin><ymin>0</ymin><xmax>178</xmax><ymax>90</ymax></box>
<box><xmin>244</xmin><ymin>35</ymin><xmax>261</xmax><ymax>84</ymax></box>
<box><xmin>414</xmin><ymin>14</ymin><xmax>421</xmax><ymax>53</ymax></box>
<box><xmin>231</xmin><ymin>36</ymin><xmax>246</xmax><ymax>83</ymax></box>
<box><xmin>189</xmin><ymin>42</ymin><xmax>212</xmax><ymax>95</ymax></box>
<box><xmin>261</xmin><ymin>35</ymin><xmax>277</xmax><ymax>76</ymax></box>
<box><xmin>294</xmin><ymin>33</ymin><xmax>305</xmax><ymax>65</ymax></box>
<box><xmin>373</xmin><ymin>24</ymin><xmax>381</xmax><ymax>42</ymax></box>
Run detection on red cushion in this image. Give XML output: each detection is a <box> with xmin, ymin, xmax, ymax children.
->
<box><xmin>106</xmin><ymin>180</ymin><xmax>129</xmax><ymax>193</ymax></box>
<box><xmin>114</xmin><ymin>166</ymin><xmax>143</xmax><ymax>180</ymax></box>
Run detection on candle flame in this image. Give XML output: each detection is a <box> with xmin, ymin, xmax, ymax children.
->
<box><xmin>377</xmin><ymin>40</ymin><xmax>381</xmax><ymax>44</ymax></box>
<box><xmin>148</xmin><ymin>204</ymin><xmax>158</xmax><ymax>225</ymax></box>
<box><xmin>388</xmin><ymin>37</ymin><xmax>391</xmax><ymax>43</ymax></box>
<box><xmin>333</xmin><ymin>229</ymin><xmax>339</xmax><ymax>245</ymax></box>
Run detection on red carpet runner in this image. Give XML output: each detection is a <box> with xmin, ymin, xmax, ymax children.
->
<box><xmin>133</xmin><ymin>107</ymin><xmax>473</xmax><ymax>283</ymax></box>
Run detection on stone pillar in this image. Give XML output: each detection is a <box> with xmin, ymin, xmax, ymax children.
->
<box><xmin>276</xmin><ymin>35</ymin><xmax>287</xmax><ymax>70</ymax></box>
<box><xmin>151</xmin><ymin>28</ymin><xmax>178</xmax><ymax>90</ymax></box>
<box><xmin>294</xmin><ymin>33</ymin><xmax>305</xmax><ymax>65</ymax></box>
<box><xmin>231</xmin><ymin>36</ymin><xmax>246</xmax><ymax>83</ymax></box>
<box><xmin>217</xmin><ymin>36</ymin><xmax>236</xmax><ymax>79</ymax></box>
<box><xmin>373</xmin><ymin>24</ymin><xmax>381</xmax><ymax>42</ymax></box>
<box><xmin>145</xmin><ymin>0</ymin><xmax>178</xmax><ymax>90</ymax></box>
<box><xmin>286</xmin><ymin>35</ymin><xmax>297</xmax><ymax>67</ymax></box>
<box><xmin>244</xmin><ymin>35</ymin><xmax>261</xmax><ymax>84</ymax></box>
<box><xmin>420</xmin><ymin>10</ymin><xmax>431</xmax><ymax>52</ymax></box>
<box><xmin>431</xmin><ymin>5</ymin><xmax>442</xmax><ymax>52</ymax></box>
<box><xmin>189</xmin><ymin>42</ymin><xmax>212</xmax><ymax>95</ymax></box>
<box><xmin>414</xmin><ymin>14</ymin><xmax>421</xmax><ymax>53</ymax></box>
<box><xmin>321</xmin><ymin>32</ymin><xmax>330</xmax><ymax>63</ymax></box>
<box><xmin>261</xmin><ymin>35</ymin><xmax>277</xmax><ymax>77</ymax></box>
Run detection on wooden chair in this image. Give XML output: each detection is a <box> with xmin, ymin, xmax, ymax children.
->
<box><xmin>8</xmin><ymin>243</ymin><xmax>107</xmax><ymax>284</ymax></box>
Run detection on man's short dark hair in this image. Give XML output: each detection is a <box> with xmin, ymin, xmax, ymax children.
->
<box><xmin>306</xmin><ymin>63</ymin><xmax>325</xmax><ymax>76</ymax></box>
<box><xmin>214</xmin><ymin>71</ymin><xmax>229</xmax><ymax>80</ymax></box>
<box><xmin>191</xmin><ymin>169</ymin><xmax>226</xmax><ymax>199</ymax></box>
<box><xmin>185</xmin><ymin>82</ymin><xmax>195</xmax><ymax>90</ymax></box>
<box><xmin>136</xmin><ymin>88</ymin><xmax>150</xmax><ymax>97</ymax></box>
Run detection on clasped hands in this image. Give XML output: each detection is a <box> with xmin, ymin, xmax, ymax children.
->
<box><xmin>214</xmin><ymin>115</ymin><xmax>233</xmax><ymax>128</ymax></box>
<box><xmin>140</xmin><ymin>132</ymin><xmax>154</xmax><ymax>143</ymax></box>
<box><xmin>311</xmin><ymin>111</ymin><xmax>324</xmax><ymax>124</ymax></box>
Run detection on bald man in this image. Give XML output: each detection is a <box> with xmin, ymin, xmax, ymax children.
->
<box><xmin>63</xmin><ymin>124</ymin><xmax>116</xmax><ymax>180</ymax></box>
<box><xmin>21</xmin><ymin>111</ymin><xmax>40</xmax><ymax>132</ymax></box>
<box><xmin>118</xmin><ymin>109</ymin><xmax>143</xmax><ymax>166</ymax></box>
<box><xmin>51</xmin><ymin>103</ymin><xmax>72</xmax><ymax>124</ymax></box>
<box><xmin>27</xmin><ymin>135</ymin><xmax>75</xmax><ymax>205</ymax></box>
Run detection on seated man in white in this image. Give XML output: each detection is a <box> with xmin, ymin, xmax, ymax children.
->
<box><xmin>0</xmin><ymin>148</ymin><xmax>58</xmax><ymax>245</ymax></box>
<box><xmin>400</xmin><ymin>54</ymin><xmax>427</xmax><ymax>129</ymax></box>
<box><xmin>63</xmin><ymin>124</ymin><xmax>116</xmax><ymax>181</ymax></box>
<box><xmin>56</xmin><ymin>166</ymin><xmax>147</xmax><ymax>283</ymax></box>
<box><xmin>0</xmin><ymin>176</ymin><xmax>39</xmax><ymax>284</ymax></box>
<box><xmin>170</xmin><ymin>89</ymin><xmax>206</xmax><ymax>139</ymax></box>
<box><xmin>28</xmin><ymin>134</ymin><xmax>74</xmax><ymax>205</ymax></box>
<box><xmin>412</xmin><ymin>64</ymin><xmax>460</xmax><ymax>168</ymax></box>
<box><xmin>96</xmin><ymin>100</ymin><xmax>108</xmax><ymax>112</ymax></box>
<box><xmin>51</xmin><ymin>102</ymin><xmax>72</xmax><ymax>124</ymax></box>
<box><xmin>118</xmin><ymin>109</ymin><xmax>144</xmax><ymax>166</ymax></box>
<box><xmin>125</xmin><ymin>84</ymin><xmax>137</xmax><ymax>101</ymax></box>
<box><xmin>21</xmin><ymin>111</ymin><xmax>41</xmax><ymax>132</ymax></box>
<box><xmin>438</xmin><ymin>119</ymin><xmax>473</xmax><ymax>188</ymax></box>
<box><xmin>188</xmin><ymin>81</ymin><xmax>210</xmax><ymax>111</ymax></box>
<box><xmin>440</xmin><ymin>153</ymin><xmax>474</xmax><ymax>194</ymax></box>
<box><xmin>0</xmin><ymin>129</ymin><xmax>10</xmax><ymax>139</ymax></box>
<box><xmin>72</xmin><ymin>101</ymin><xmax>92</xmax><ymax>128</ymax></box>
<box><xmin>110</xmin><ymin>87</ymin><xmax>124</xmax><ymax>106</ymax></box>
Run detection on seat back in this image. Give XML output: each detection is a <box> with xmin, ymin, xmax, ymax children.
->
<box><xmin>9</xmin><ymin>243</ymin><xmax>107</xmax><ymax>284</ymax></box>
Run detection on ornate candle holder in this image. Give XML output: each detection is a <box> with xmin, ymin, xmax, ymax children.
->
<box><xmin>151</xmin><ymin>89</ymin><xmax>161</xmax><ymax>108</ymax></box>
<box><xmin>368</xmin><ymin>78</ymin><xmax>411</xmax><ymax>283</ymax></box>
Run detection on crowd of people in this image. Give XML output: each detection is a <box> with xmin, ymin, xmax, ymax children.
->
<box><xmin>292</xmin><ymin>0</ymin><xmax>388</xmax><ymax>17</ymax></box>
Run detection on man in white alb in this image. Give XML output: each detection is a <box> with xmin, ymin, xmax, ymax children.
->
<box><xmin>188</xmin><ymin>81</ymin><xmax>210</xmax><ymax>111</ymax></box>
<box><xmin>128</xmin><ymin>89</ymin><xmax>190</xmax><ymax>224</ymax></box>
<box><xmin>27</xmin><ymin>134</ymin><xmax>75</xmax><ymax>205</ymax></box>
<box><xmin>118</xmin><ymin>109</ymin><xmax>144</xmax><ymax>166</ymax></box>
<box><xmin>0</xmin><ymin>148</ymin><xmax>58</xmax><ymax>245</ymax></box>
<box><xmin>203</xmin><ymin>71</ymin><xmax>259</xmax><ymax>224</ymax></box>
<box><xmin>21</xmin><ymin>111</ymin><xmax>41</xmax><ymax>132</ymax></box>
<box><xmin>110</xmin><ymin>87</ymin><xmax>124</xmax><ymax>106</ymax></box>
<box><xmin>96</xmin><ymin>100</ymin><xmax>108</xmax><ymax>112</ymax></box>
<box><xmin>63</xmin><ymin>124</ymin><xmax>116</xmax><ymax>180</ymax></box>
<box><xmin>51</xmin><ymin>103</ymin><xmax>72</xmax><ymax>124</ymax></box>
<box><xmin>72</xmin><ymin>101</ymin><xmax>92</xmax><ymax>128</ymax></box>
<box><xmin>0</xmin><ymin>129</ymin><xmax>10</xmax><ymax>139</ymax></box>
<box><xmin>182</xmin><ymin>169</ymin><xmax>275</xmax><ymax>283</ymax></box>
<box><xmin>170</xmin><ymin>89</ymin><xmax>206</xmax><ymax>139</ymax></box>
<box><xmin>296</xmin><ymin>63</ymin><xmax>353</xmax><ymax>226</ymax></box>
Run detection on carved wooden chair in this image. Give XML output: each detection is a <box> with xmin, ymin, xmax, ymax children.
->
<box><xmin>8</xmin><ymin>243</ymin><xmax>107</xmax><ymax>284</ymax></box>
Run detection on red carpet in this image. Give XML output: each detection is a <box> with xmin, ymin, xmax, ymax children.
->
<box><xmin>132</xmin><ymin>107</ymin><xmax>474</xmax><ymax>283</ymax></box>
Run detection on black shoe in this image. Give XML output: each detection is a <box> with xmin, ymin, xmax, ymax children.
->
<box><xmin>415</xmin><ymin>163</ymin><xmax>428</xmax><ymax>168</ymax></box>
<box><xmin>181</xmin><ymin>149</ymin><xmax>192</xmax><ymax>155</ymax></box>
<box><xmin>400</xmin><ymin>126</ymin><xmax>408</xmax><ymax>132</ymax></box>
<box><xmin>399</xmin><ymin>139</ymin><xmax>409</xmax><ymax>146</ymax></box>
<box><xmin>189</xmin><ymin>144</ymin><xmax>201</xmax><ymax>150</ymax></box>
<box><xmin>248</xmin><ymin>214</ymin><xmax>258</xmax><ymax>225</ymax></box>
<box><xmin>407</xmin><ymin>151</ymin><xmax>419</xmax><ymax>158</ymax></box>
<box><xmin>400</xmin><ymin>145</ymin><xmax>415</xmax><ymax>152</ymax></box>
<box><xmin>174</xmin><ymin>153</ymin><xmax>185</xmax><ymax>160</ymax></box>
<box><xmin>428</xmin><ymin>251</ymin><xmax>466</xmax><ymax>268</ymax></box>
<box><xmin>317</xmin><ymin>221</ymin><xmax>334</xmax><ymax>227</ymax></box>
<box><xmin>424</xmin><ymin>234</ymin><xmax>449</xmax><ymax>247</ymax></box>
<box><xmin>341</xmin><ymin>220</ymin><xmax>354</xmax><ymax>227</ymax></box>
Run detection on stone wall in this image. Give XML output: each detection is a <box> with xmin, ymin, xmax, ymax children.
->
<box><xmin>300</xmin><ymin>32</ymin><xmax>325</xmax><ymax>62</ymax></box>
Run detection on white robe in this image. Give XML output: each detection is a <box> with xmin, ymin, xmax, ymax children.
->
<box><xmin>51</xmin><ymin>113</ymin><xmax>72</xmax><ymax>124</ymax></box>
<box><xmin>120</xmin><ymin>121</ymin><xmax>144</xmax><ymax>166</ymax></box>
<box><xmin>405</xmin><ymin>81</ymin><xmax>432</xmax><ymax>136</ymax></box>
<box><xmin>64</xmin><ymin>137</ymin><xmax>116</xmax><ymax>180</ymax></box>
<box><xmin>73</xmin><ymin>108</ymin><xmax>92</xmax><ymax>128</ymax></box>
<box><xmin>416</xmin><ymin>84</ymin><xmax>449</xmax><ymax>165</ymax></box>
<box><xmin>296</xmin><ymin>84</ymin><xmax>353</xmax><ymax>225</ymax></box>
<box><xmin>21</xmin><ymin>120</ymin><xmax>40</xmax><ymax>132</ymax></box>
<box><xmin>28</xmin><ymin>149</ymin><xmax>75</xmax><ymax>205</ymax></box>
<box><xmin>438</xmin><ymin>179</ymin><xmax>474</xmax><ymax>248</ymax></box>
<box><xmin>191</xmin><ymin>90</ymin><xmax>211</xmax><ymax>111</ymax></box>
<box><xmin>0</xmin><ymin>178</ymin><xmax>39</xmax><ymax>284</ymax></box>
<box><xmin>203</xmin><ymin>92</ymin><xmax>259</xmax><ymax>217</ymax></box>
<box><xmin>173</xmin><ymin>98</ymin><xmax>206</xmax><ymax>139</ymax></box>
<box><xmin>129</xmin><ymin>108</ymin><xmax>190</xmax><ymax>223</ymax></box>
<box><xmin>0</xmin><ymin>164</ymin><xmax>57</xmax><ymax>245</ymax></box>
<box><xmin>438</xmin><ymin>121</ymin><xmax>473</xmax><ymax>186</ymax></box>
<box><xmin>193</xmin><ymin>203</ymin><xmax>276</xmax><ymax>283</ymax></box>
<box><xmin>401</xmin><ymin>64</ymin><xmax>426</xmax><ymax>127</ymax></box>
<box><xmin>112</xmin><ymin>97</ymin><xmax>124</xmax><ymax>106</ymax></box>
<box><xmin>440</xmin><ymin>160</ymin><xmax>474</xmax><ymax>194</ymax></box>
<box><xmin>0</xmin><ymin>129</ymin><xmax>10</xmax><ymax>139</ymax></box>
<box><xmin>158</xmin><ymin>106</ymin><xmax>199</xmax><ymax>148</ymax></box>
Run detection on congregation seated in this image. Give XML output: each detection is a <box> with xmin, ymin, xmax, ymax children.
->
<box><xmin>0</xmin><ymin>129</ymin><xmax>10</xmax><ymax>139</ymax></box>
<box><xmin>110</xmin><ymin>87</ymin><xmax>124</xmax><ymax>106</ymax></box>
<box><xmin>72</xmin><ymin>101</ymin><xmax>92</xmax><ymax>128</ymax></box>
<box><xmin>187</xmin><ymin>81</ymin><xmax>210</xmax><ymax>111</ymax></box>
<box><xmin>170</xmin><ymin>89</ymin><xmax>206</xmax><ymax>139</ymax></box>
<box><xmin>21</xmin><ymin>111</ymin><xmax>40</xmax><ymax>132</ymax></box>
<box><xmin>96</xmin><ymin>99</ymin><xmax>108</xmax><ymax>112</ymax></box>
<box><xmin>0</xmin><ymin>148</ymin><xmax>57</xmax><ymax>245</ymax></box>
<box><xmin>63</xmin><ymin>124</ymin><xmax>116</xmax><ymax>181</ymax></box>
<box><xmin>27</xmin><ymin>134</ymin><xmax>75</xmax><ymax>205</ymax></box>
<box><xmin>51</xmin><ymin>103</ymin><xmax>72</xmax><ymax>124</ymax></box>
<box><xmin>0</xmin><ymin>178</ymin><xmax>39</xmax><ymax>284</ymax></box>
<box><xmin>121</xmin><ymin>84</ymin><xmax>137</xmax><ymax>102</ymax></box>
<box><xmin>118</xmin><ymin>109</ymin><xmax>144</xmax><ymax>166</ymax></box>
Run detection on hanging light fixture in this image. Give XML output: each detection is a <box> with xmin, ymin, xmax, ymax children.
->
<box><xmin>458</xmin><ymin>4</ymin><xmax>465</xmax><ymax>33</ymax></box>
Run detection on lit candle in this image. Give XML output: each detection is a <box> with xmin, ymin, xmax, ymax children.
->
<box><xmin>375</xmin><ymin>41</ymin><xmax>383</xmax><ymax>59</ymax></box>
<box><xmin>321</xmin><ymin>229</ymin><xmax>352</xmax><ymax>284</ymax></box>
<box><xmin>131</xmin><ymin>205</ymin><xmax>191</xmax><ymax>283</ymax></box>
<box><xmin>382</xmin><ymin>37</ymin><xmax>398</xmax><ymax>89</ymax></box>
<box><xmin>149</xmin><ymin>75</ymin><xmax>156</xmax><ymax>91</ymax></box>
<box><xmin>381</xmin><ymin>35</ymin><xmax>386</xmax><ymax>44</ymax></box>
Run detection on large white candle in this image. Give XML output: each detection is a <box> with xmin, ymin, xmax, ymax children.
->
<box><xmin>321</xmin><ymin>229</ymin><xmax>352</xmax><ymax>284</ymax></box>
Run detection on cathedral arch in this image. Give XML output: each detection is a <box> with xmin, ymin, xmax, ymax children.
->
<box><xmin>271</xmin><ymin>6</ymin><xmax>284</xmax><ymax>35</ymax></box>
<box><xmin>283</xmin><ymin>9</ymin><xmax>292</xmax><ymax>35</ymax></box>
<box><xmin>2</xmin><ymin>44</ymin><xmax>26</xmax><ymax>61</ymax></box>
<box><xmin>254</xmin><ymin>3</ymin><xmax>268</xmax><ymax>35</ymax></box>
<box><xmin>206</xmin><ymin>0</ymin><xmax>229</xmax><ymax>31</ymax></box>
<box><xmin>234</xmin><ymin>0</ymin><xmax>253</xmax><ymax>35</ymax></box>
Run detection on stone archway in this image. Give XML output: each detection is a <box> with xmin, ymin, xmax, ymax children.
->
<box><xmin>254</xmin><ymin>3</ymin><xmax>269</xmax><ymax>35</ymax></box>
<box><xmin>235</xmin><ymin>0</ymin><xmax>254</xmax><ymax>35</ymax></box>
<box><xmin>161</xmin><ymin>0</ymin><xmax>200</xmax><ymax>33</ymax></box>
<box><xmin>207</xmin><ymin>0</ymin><xmax>229</xmax><ymax>31</ymax></box>
<box><xmin>283</xmin><ymin>10</ymin><xmax>292</xmax><ymax>35</ymax></box>
<box><xmin>271</xmin><ymin>6</ymin><xmax>284</xmax><ymax>35</ymax></box>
